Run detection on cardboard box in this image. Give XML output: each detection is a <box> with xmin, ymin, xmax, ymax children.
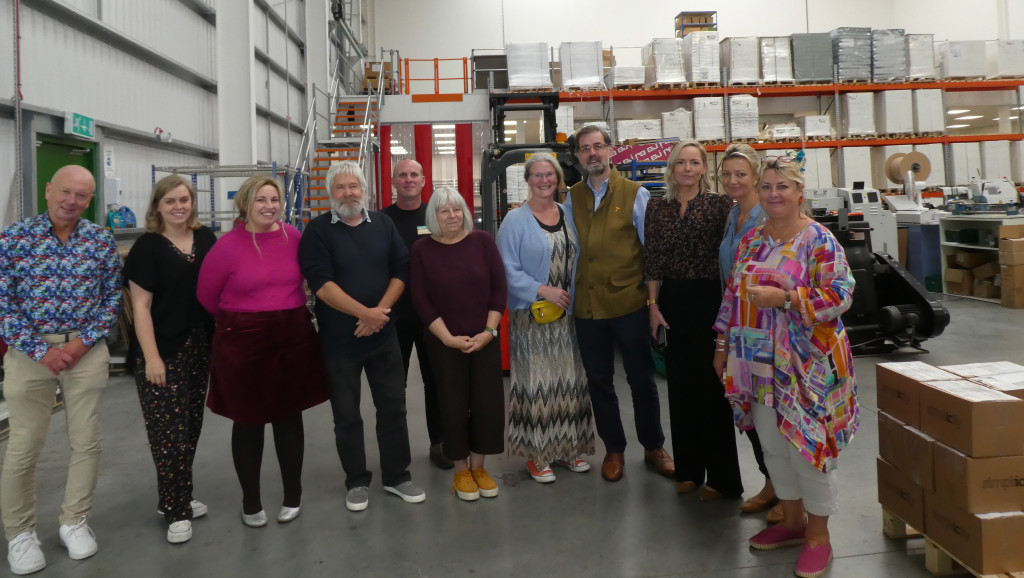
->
<box><xmin>945</xmin><ymin>268</ymin><xmax>974</xmax><ymax>296</ymax></box>
<box><xmin>1003</xmin><ymin>288</ymin><xmax>1024</xmax><ymax>309</ymax></box>
<box><xmin>878</xmin><ymin>411</ymin><xmax>935</xmax><ymax>490</ymax></box>
<box><xmin>972</xmin><ymin>261</ymin><xmax>1000</xmax><ymax>280</ymax></box>
<box><xmin>941</xmin><ymin>362</ymin><xmax>1024</xmax><ymax>379</ymax></box>
<box><xmin>974</xmin><ymin>280</ymin><xmax>1001</xmax><ymax>298</ymax></box>
<box><xmin>933</xmin><ymin>442</ymin><xmax>1024</xmax><ymax>513</ymax></box>
<box><xmin>925</xmin><ymin>494</ymin><xmax>1024</xmax><ymax>575</ymax></box>
<box><xmin>877</xmin><ymin>457</ymin><xmax>925</xmax><ymax>532</ymax></box>
<box><xmin>898</xmin><ymin>227</ymin><xmax>908</xmax><ymax>266</ymax></box>
<box><xmin>956</xmin><ymin>249</ymin><xmax>991</xmax><ymax>268</ymax></box>
<box><xmin>919</xmin><ymin>380</ymin><xmax>1024</xmax><ymax>458</ymax></box>
<box><xmin>1003</xmin><ymin>265</ymin><xmax>1024</xmax><ymax>290</ymax></box>
<box><xmin>875</xmin><ymin>90</ymin><xmax>913</xmax><ymax>134</ymax></box>
<box><xmin>1001</xmin><ymin>239</ymin><xmax>1024</xmax><ymax>266</ymax></box>
<box><xmin>974</xmin><ymin>372</ymin><xmax>1024</xmax><ymax>400</ymax></box>
<box><xmin>876</xmin><ymin>362</ymin><xmax>959</xmax><ymax>428</ymax></box>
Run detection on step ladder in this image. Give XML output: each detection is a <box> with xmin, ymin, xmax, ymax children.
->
<box><xmin>305</xmin><ymin>98</ymin><xmax>379</xmax><ymax>218</ymax></box>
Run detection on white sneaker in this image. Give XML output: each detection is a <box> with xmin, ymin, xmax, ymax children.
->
<box><xmin>167</xmin><ymin>520</ymin><xmax>192</xmax><ymax>544</ymax></box>
<box><xmin>58</xmin><ymin>516</ymin><xmax>98</xmax><ymax>560</ymax></box>
<box><xmin>157</xmin><ymin>500</ymin><xmax>208</xmax><ymax>519</ymax></box>
<box><xmin>7</xmin><ymin>531</ymin><xmax>45</xmax><ymax>575</ymax></box>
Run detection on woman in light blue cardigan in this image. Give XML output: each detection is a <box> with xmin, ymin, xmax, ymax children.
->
<box><xmin>496</xmin><ymin>153</ymin><xmax>595</xmax><ymax>484</ymax></box>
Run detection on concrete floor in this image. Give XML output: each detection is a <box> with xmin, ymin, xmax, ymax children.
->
<box><xmin>1</xmin><ymin>296</ymin><xmax>1021</xmax><ymax>577</ymax></box>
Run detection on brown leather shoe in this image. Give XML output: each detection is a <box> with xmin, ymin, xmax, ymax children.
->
<box><xmin>740</xmin><ymin>496</ymin><xmax>780</xmax><ymax>514</ymax></box>
<box><xmin>699</xmin><ymin>486</ymin><xmax>723</xmax><ymax>502</ymax></box>
<box><xmin>676</xmin><ymin>481</ymin><xmax>697</xmax><ymax>494</ymax></box>
<box><xmin>601</xmin><ymin>452</ymin><xmax>625</xmax><ymax>482</ymax></box>
<box><xmin>765</xmin><ymin>502</ymin><xmax>785</xmax><ymax>525</ymax></box>
<box><xmin>643</xmin><ymin>447</ymin><xmax>675</xmax><ymax>477</ymax></box>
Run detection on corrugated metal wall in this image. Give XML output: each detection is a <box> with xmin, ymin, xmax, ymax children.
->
<box><xmin>0</xmin><ymin>119</ymin><xmax>18</xmax><ymax>227</ymax></box>
<box><xmin>106</xmin><ymin>140</ymin><xmax>213</xmax><ymax>218</ymax></box>
<box><xmin>252</xmin><ymin>0</ymin><xmax>306</xmax><ymax>165</ymax></box>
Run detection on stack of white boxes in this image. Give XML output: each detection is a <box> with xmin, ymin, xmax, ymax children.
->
<box><xmin>616</xmin><ymin>119</ymin><xmax>663</xmax><ymax>142</ymax></box>
<box><xmin>980</xmin><ymin>141</ymin><xmax>1013</xmax><ymax>180</ymax></box>
<box><xmin>939</xmin><ymin>41</ymin><xmax>987</xmax><ymax>78</ymax></box>
<box><xmin>728</xmin><ymin>94</ymin><xmax>759</xmax><ymax>139</ymax></box>
<box><xmin>682</xmin><ymin>32</ymin><xmax>720</xmax><ymax>84</ymax></box>
<box><xmin>831</xmin><ymin>27</ymin><xmax>873</xmax><ymax>82</ymax></box>
<box><xmin>558</xmin><ymin>42</ymin><xmax>605</xmax><ymax>91</ymax></box>
<box><xmin>841</xmin><ymin>92</ymin><xmax>876</xmax><ymax>137</ymax></box>
<box><xmin>800</xmin><ymin>115</ymin><xmax>832</xmax><ymax>139</ymax></box>
<box><xmin>555</xmin><ymin>105</ymin><xmax>575</xmax><ymax>138</ymax></box>
<box><xmin>605</xmin><ymin>66</ymin><xmax>645</xmax><ymax>88</ymax></box>
<box><xmin>950</xmin><ymin>142</ymin><xmax>983</xmax><ymax>185</ymax></box>
<box><xmin>1012</xmin><ymin>141</ymin><xmax>1024</xmax><ymax>184</ymax></box>
<box><xmin>791</xmin><ymin>33</ymin><xmax>833</xmax><ymax>83</ymax></box>
<box><xmin>506</xmin><ymin>43</ymin><xmax>553</xmax><ymax>90</ymax></box>
<box><xmin>760</xmin><ymin>37</ymin><xmax>795</xmax><ymax>82</ymax></box>
<box><xmin>661</xmin><ymin>106</ymin><xmax>694</xmax><ymax>140</ymax></box>
<box><xmin>986</xmin><ymin>40</ymin><xmax>1024</xmax><ymax>78</ymax></box>
<box><xmin>693</xmin><ymin>97</ymin><xmax>725</xmax><ymax>141</ymax></box>
<box><xmin>906</xmin><ymin>34</ymin><xmax>937</xmax><ymax>80</ymax></box>
<box><xmin>802</xmin><ymin>148</ymin><xmax>834</xmax><ymax>188</ymax></box>
<box><xmin>836</xmin><ymin>147</ymin><xmax>873</xmax><ymax>188</ymax></box>
<box><xmin>643</xmin><ymin>38</ymin><xmax>686</xmax><ymax>87</ymax></box>
<box><xmin>721</xmin><ymin>37</ymin><xmax>760</xmax><ymax>85</ymax></box>
<box><xmin>872</xmin><ymin>29</ymin><xmax>908</xmax><ymax>82</ymax></box>
<box><xmin>912</xmin><ymin>143</ymin><xmax>947</xmax><ymax>188</ymax></box>
<box><xmin>872</xmin><ymin>144</ymin><xmax>914</xmax><ymax>189</ymax></box>
<box><xmin>912</xmin><ymin>89</ymin><xmax>945</xmax><ymax>134</ymax></box>
<box><xmin>875</xmin><ymin>90</ymin><xmax>914</xmax><ymax>135</ymax></box>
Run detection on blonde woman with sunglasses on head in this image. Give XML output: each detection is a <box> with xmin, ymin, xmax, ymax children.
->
<box><xmin>712</xmin><ymin>155</ymin><xmax>858</xmax><ymax>578</ymax></box>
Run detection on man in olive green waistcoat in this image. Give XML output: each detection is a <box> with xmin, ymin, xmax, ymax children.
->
<box><xmin>563</xmin><ymin>125</ymin><xmax>675</xmax><ymax>483</ymax></box>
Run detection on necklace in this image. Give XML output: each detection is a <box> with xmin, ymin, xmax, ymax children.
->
<box><xmin>765</xmin><ymin>217</ymin><xmax>805</xmax><ymax>243</ymax></box>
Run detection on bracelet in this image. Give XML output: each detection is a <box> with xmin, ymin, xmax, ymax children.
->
<box><xmin>714</xmin><ymin>338</ymin><xmax>726</xmax><ymax>345</ymax></box>
<box><xmin>715</xmin><ymin>347</ymin><xmax>727</xmax><ymax>353</ymax></box>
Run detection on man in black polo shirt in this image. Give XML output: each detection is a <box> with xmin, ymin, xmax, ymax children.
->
<box><xmin>380</xmin><ymin>159</ymin><xmax>452</xmax><ymax>470</ymax></box>
<box><xmin>298</xmin><ymin>160</ymin><xmax>425</xmax><ymax>512</ymax></box>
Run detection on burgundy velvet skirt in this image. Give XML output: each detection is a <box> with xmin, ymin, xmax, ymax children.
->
<box><xmin>207</xmin><ymin>306</ymin><xmax>329</xmax><ymax>425</ymax></box>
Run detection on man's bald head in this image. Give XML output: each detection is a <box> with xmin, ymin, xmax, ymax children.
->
<box><xmin>393</xmin><ymin>159</ymin><xmax>425</xmax><ymax>207</ymax></box>
<box><xmin>44</xmin><ymin>165</ymin><xmax>96</xmax><ymax>228</ymax></box>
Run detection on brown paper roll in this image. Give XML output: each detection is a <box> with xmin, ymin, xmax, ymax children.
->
<box><xmin>884</xmin><ymin>151</ymin><xmax>931</xmax><ymax>184</ymax></box>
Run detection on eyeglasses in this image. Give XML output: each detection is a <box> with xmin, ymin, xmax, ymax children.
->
<box><xmin>529</xmin><ymin>172</ymin><xmax>557</xmax><ymax>180</ymax></box>
<box><xmin>578</xmin><ymin>142</ymin><xmax>609</xmax><ymax>154</ymax></box>
<box><xmin>761</xmin><ymin>155</ymin><xmax>797</xmax><ymax>164</ymax></box>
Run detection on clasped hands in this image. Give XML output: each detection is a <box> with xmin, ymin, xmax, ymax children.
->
<box><xmin>746</xmin><ymin>285</ymin><xmax>787</xmax><ymax>309</ymax></box>
<box><xmin>442</xmin><ymin>331</ymin><xmax>493</xmax><ymax>354</ymax></box>
<box><xmin>537</xmin><ymin>284</ymin><xmax>570</xmax><ymax>312</ymax></box>
<box><xmin>39</xmin><ymin>338</ymin><xmax>90</xmax><ymax>376</ymax></box>
<box><xmin>354</xmin><ymin>306</ymin><xmax>391</xmax><ymax>338</ymax></box>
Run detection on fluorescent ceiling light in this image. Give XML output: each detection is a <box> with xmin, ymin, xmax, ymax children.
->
<box><xmin>390</xmin><ymin>140</ymin><xmax>401</xmax><ymax>144</ymax></box>
<box><xmin>504</xmin><ymin>121</ymin><xmax>518</xmax><ymax>126</ymax></box>
<box><xmin>434</xmin><ymin>139</ymin><xmax>456</xmax><ymax>144</ymax></box>
<box><xmin>993</xmin><ymin>118</ymin><xmax>1002</xmax><ymax>121</ymax></box>
<box><xmin>432</xmin><ymin>124</ymin><xmax>456</xmax><ymax>130</ymax></box>
<box><xmin>945</xmin><ymin>124</ymin><xmax>969</xmax><ymax>129</ymax></box>
<box><xmin>955</xmin><ymin>115</ymin><xmax>982</xmax><ymax>120</ymax></box>
<box><xmin>947</xmin><ymin>109</ymin><xmax>970</xmax><ymax>115</ymax></box>
<box><xmin>390</xmin><ymin>147</ymin><xmax>408</xmax><ymax>155</ymax></box>
<box><xmin>438</xmin><ymin>151</ymin><xmax>455</xmax><ymax>155</ymax></box>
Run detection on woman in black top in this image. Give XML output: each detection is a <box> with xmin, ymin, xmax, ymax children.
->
<box><xmin>123</xmin><ymin>175</ymin><xmax>217</xmax><ymax>545</ymax></box>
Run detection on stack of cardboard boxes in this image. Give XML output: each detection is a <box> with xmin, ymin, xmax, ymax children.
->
<box><xmin>877</xmin><ymin>361</ymin><xmax>1024</xmax><ymax>575</ymax></box>
<box><xmin>1001</xmin><ymin>226</ymin><xmax>1024</xmax><ymax>308</ymax></box>
<box><xmin>363</xmin><ymin>62</ymin><xmax>393</xmax><ymax>93</ymax></box>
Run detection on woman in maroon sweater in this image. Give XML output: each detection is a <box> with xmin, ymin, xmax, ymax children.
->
<box><xmin>410</xmin><ymin>187</ymin><xmax>507</xmax><ymax>502</ymax></box>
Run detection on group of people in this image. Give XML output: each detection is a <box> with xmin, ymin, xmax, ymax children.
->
<box><xmin>0</xmin><ymin>124</ymin><xmax>858</xmax><ymax>578</ymax></box>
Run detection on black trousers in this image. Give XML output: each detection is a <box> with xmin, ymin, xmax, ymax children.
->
<box><xmin>574</xmin><ymin>308</ymin><xmax>665</xmax><ymax>454</ymax></box>
<box><xmin>394</xmin><ymin>317</ymin><xmax>443</xmax><ymax>445</ymax></box>
<box><xmin>660</xmin><ymin>278</ymin><xmax>743</xmax><ymax>495</ymax></box>
<box><xmin>324</xmin><ymin>332</ymin><xmax>412</xmax><ymax>489</ymax></box>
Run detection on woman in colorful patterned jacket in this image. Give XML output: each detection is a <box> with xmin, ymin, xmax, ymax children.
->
<box><xmin>712</xmin><ymin>155</ymin><xmax>858</xmax><ymax>578</ymax></box>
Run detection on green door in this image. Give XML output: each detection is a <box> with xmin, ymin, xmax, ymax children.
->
<box><xmin>35</xmin><ymin>135</ymin><xmax>100</xmax><ymax>224</ymax></box>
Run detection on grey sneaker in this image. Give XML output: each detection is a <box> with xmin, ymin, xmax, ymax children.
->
<box><xmin>384</xmin><ymin>481</ymin><xmax>427</xmax><ymax>504</ymax></box>
<box><xmin>345</xmin><ymin>486</ymin><xmax>369</xmax><ymax>511</ymax></box>
<box><xmin>7</xmin><ymin>531</ymin><xmax>45</xmax><ymax>575</ymax></box>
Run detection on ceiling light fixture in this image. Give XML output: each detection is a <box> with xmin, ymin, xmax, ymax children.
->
<box><xmin>955</xmin><ymin>115</ymin><xmax>982</xmax><ymax>120</ymax></box>
<box><xmin>432</xmin><ymin>124</ymin><xmax>456</xmax><ymax>130</ymax></box>
<box><xmin>947</xmin><ymin>109</ymin><xmax>970</xmax><ymax>115</ymax></box>
<box><xmin>945</xmin><ymin>124</ymin><xmax>969</xmax><ymax>129</ymax></box>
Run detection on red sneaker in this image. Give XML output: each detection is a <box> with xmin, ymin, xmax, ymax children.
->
<box><xmin>794</xmin><ymin>542</ymin><xmax>833</xmax><ymax>577</ymax></box>
<box><xmin>748</xmin><ymin>524</ymin><xmax>806</xmax><ymax>550</ymax></box>
<box><xmin>526</xmin><ymin>460</ymin><xmax>556</xmax><ymax>483</ymax></box>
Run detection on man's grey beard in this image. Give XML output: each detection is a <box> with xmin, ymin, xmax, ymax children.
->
<box><xmin>332</xmin><ymin>199</ymin><xmax>363</xmax><ymax>219</ymax></box>
<box><xmin>586</xmin><ymin>159</ymin><xmax>607</xmax><ymax>176</ymax></box>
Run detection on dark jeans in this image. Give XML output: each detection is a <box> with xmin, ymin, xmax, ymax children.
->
<box><xmin>575</xmin><ymin>308</ymin><xmax>665</xmax><ymax>454</ymax></box>
<box><xmin>324</xmin><ymin>332</ymin><xmax>412</xmax><ymax>489</ymax></box>
<box><xmin>394</xmin><ymin>317</ymin><xmax>443</xmax><ymax>445</ymax></box>
<box><xmin>661</xmin><ymin>278</ymin><xmax>743</xmax><ymax>495</ymax></box>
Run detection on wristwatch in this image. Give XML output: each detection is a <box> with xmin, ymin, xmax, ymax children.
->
<box><xmin>782</xmin><ymin>290</ymin><xmax>792</xmax><ymax>311</ymax></box>
<box><xmin>646</xmin><ymin>298</ymin><xmax>657</xmax><ymax>306</ymax></box>
<box><xmin>485</xmin><ymin>326</ymin><xmax>498</xmax><ymax>337</ymax></box>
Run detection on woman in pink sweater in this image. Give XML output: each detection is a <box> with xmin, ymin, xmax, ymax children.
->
<box><xmin>197</xmin><ymin>176</ymin><xmax>328</xmax><ymax>528</ymax></box>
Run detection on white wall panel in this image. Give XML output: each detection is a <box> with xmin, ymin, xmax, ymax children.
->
<box><xmin>0</xmin><ymin>0</ymin><xmax>13</xmax><ymax>96</ymax></box>
<box><xmin>267</xmin><ymin>21</ymin><xmax>288</xmax><ymax>65</ymax></box>
<box><xmin>96</xmin><ymin>0</ymin><xmax>215</xmax><ymax>77</ymax></box>
<box><xmin>0</xmin><ymin>118</ymin><xmax>18</xmax><ymax>227</ymax></box>
<box><xmin>268</xmin><ymin>74</ymin><xmax>289</xmax><ymax>116</ymax></box>
<box><xmin>19</xmin><ymin>5</ymin><xmax>217</xmax><ymax>147</ymax></box>
<box><xmin>253</xmin><ymin>9</ymin><xmax>268</xmax><ymax>52</ymax></box>
<box><xmin>105</xmin><ymin>140</ymin><xmax>211</xmax><ymax>218</ymax></box>
<box><xmin>256</xmin><ymin>118</ymin><xmax>270</xmax><ymax>161</ymax></box>
<box><xmin>267</xmin><ymin>122</ymin><xmax>298</xmax><ymax>166</ymax></box>
<box><xmin>290</xmin><ymin>85</ymin><xmax>306</xmax><ymax>125</ymax></box>
<box><xmin>58</xmin><ymin>0</ymin><xmax>98</xmax><ymax>17</ymax></box>
<box><xmin>254</xmin><ymin>62</ymin><xmax>270</xmax><ymax>108</ymax></box>
<box><xmin>269</xmin><ymin>0</ymin><xmax>304</xmax><ymax>37</ymax></box>
<box><xmin>288</xmin><ymin>38</ymin><xmax>305</xmax><ymax>74</ymax></box>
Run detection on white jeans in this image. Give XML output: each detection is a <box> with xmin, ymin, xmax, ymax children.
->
<box><xmin>752</xmin><ymin>402</ymin><xmax>838</xmax><ymax>516</ymax></box>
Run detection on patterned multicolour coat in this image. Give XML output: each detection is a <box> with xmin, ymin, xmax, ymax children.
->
<box><xmin>712</xmin><ymin>220</ymin><xmax>858</xmax><ymax>473</ymax></box>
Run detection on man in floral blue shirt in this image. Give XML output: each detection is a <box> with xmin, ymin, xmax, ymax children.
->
<box><xmin>0</xmin><ymin>165</ymin><xmax>122</xmax><ymax>575</ymax></box>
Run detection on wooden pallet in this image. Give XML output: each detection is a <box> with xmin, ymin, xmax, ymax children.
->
<box><xmin>612</xmin><ymin>84</ymin><xmax>646</xmax><ymax>90</ymax></box>
<box><xmin>843</xmin><ymin>134</ymin><xmax>876</xmax><ymax>140</ymax></box>
<box><xmin>917</xmin><ymin>132</ymin><xmax>945</xmax><ymax>138</ymax></box>
<box><xmin>727</xmin><ymin>80</ymin><xmax>761</xmax><ymax>86</ymax></box>
<box><xmin>696</xmin><ymin>138</ymin><xmax>726</xmax><ymax>145</ymax></box>
<box><xmin>648</xmin><ymin>82</ymin><xmax>686</xmax><ymax>90</ymax></box>
<box><xmin>837</xmin><ymin>79</ymin><xmax>873</xmax><ymax>84</ymax></box>
<box><xmin>876</xmin><ymin>132</ymin><xmax>916</xmax><ymax>139</ymax></box>
<box><xmin>795</xmin><ymin>79</ymin><xmax>833</xmax><ymax>85</ymax></box>
<box><xmin>731</xmin><ymin>137</ymin><xmax>758</xmax><ymax>143</ymax></box>
<box><xmin>907</xmin><ymin>77</ymin><xmax>939</xmax><ymax>83</ymax></box>
<box><xmin>945</xmin><ymin>76</ymin><xmax>986</xmax><ymax>82</ymax></box>
<box><xmin>690</xmin><ymin>81</ymin><xmax>722</xmax><ymax>88</ymax></box>
<box><xmin>806</xmin><ymin>135</ymin><xmax>833</xmax><ymax>142</ymax></box>
<box><xmin>766</xmin><ymin>137</ymin><xmax>803</xmax><ymax>143</ymax></box>
<box><xmin>762</xmin><ymin>79</ymin><xmax>796</xmax><ymax>85</ymax></box>
<box><xmin>508</xmin><ymin>87</ymin><xmax>556</xmax><ymax>93</ymax></box>
<box><xmin>562</xmin><ymin>86</ymin><xmax>606</xmax><ymax>92</ymax></box>
<box><xmin>986</xmin><ymin>75</ymin><xmax>1024</xmax><ymax>81</ymax></box>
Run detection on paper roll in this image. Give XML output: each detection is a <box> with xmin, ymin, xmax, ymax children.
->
<box><xmin>884</xmin><ymin>151</ymin><xmax>931</xmax><ymax>184</ymax></box>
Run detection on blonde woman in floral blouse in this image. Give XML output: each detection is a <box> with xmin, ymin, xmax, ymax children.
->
<box><xmin>712</xmin><ymin>155</ymin><xmax>858</xmax><ymax>578</ymax></box>
<box><xmin>645</xmin><ymin>139</ymin><xmax>742</xmax><ymax>500</ymax></box>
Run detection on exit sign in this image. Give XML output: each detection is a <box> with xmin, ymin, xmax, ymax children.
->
<box><xmin>64</xmin><ymin>112</ymin><xmax>96</xmax><ymax>140</ymax></box>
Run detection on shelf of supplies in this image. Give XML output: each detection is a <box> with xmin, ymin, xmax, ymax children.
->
<box><xmin>940</xmin><ymin>242</ymin><xmax>999</xmax><ymax>251</ymax></box>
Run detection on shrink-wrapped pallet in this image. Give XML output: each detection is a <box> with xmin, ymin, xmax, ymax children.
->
<box><xmin>506</xmin><ymin>43</ymin><xmax>553</xmax><ymax>90</ymax></box>
<box><xmin>875</xmin><ymin>90</ymin><xmax>914</xmax><ymax>135</ymax></box>
<box><xmin>693</xmin><ymin>97</ymin><xmax>725</xmax><ymax>141</ymax></box>
<box><xmin>760</xmin><ymin>37</ymin><xmax>794</xmax><ymax>83</ymax></box>
<box><xmin>1010</xmin><ymin>141</ymin><xmax>1024</xmax><ymax>184</ymax></box>
<box><xmin>559</xmin><ymin>41</ymin><xmax>605</xmax><ymax>91</ymax></box>
<box><xmin>950</xmin><ymin>142</ymin><xmax>982</xmax><ymax>185</ymax></box>
<box><xmin>802</xmin><ymin>148</ymin><xmax>834</xmax><ymax>188</ymax></box>
<box><xmin>800</xmin><ymin>115</ymin><xmax>832</xmax><ymax>139</ymax></box>
<box><xmin>912</xmin><ymin>89</ymin><xmax>944</xmax><ymax>134</ymax></box>
<box><xmin>906</xmin><ymin>34</ymin><xmax>936</xmax><ymax>80</ymax></box>
<box><xmin>986</xmin><ymin>40</ymin><xmax>1024</xmax><ymax>79</ymax></box>
<box><xmin>661</xmin><ymin>106</ymin><xmax>693</xmax><ymax>140</ymax></box>
<box><xmin>872</xmin><ymin>144</ymin><xmax>913</xmax><ymax>189</ymax></box>
<box><xmin>836</xmin><ymin>146</ymin><xmax>872</xmax><ymax>188</ymax></box>
<box><xmin>939</xmin><ymin>41</ymin><xmax>986</xmax><ymax>79</ymax></box>
<box><xmin>728</xmin><ymin>94</ymin><xmax>759</xmax><ymax>140</ymax></box>
<box><xmin>683</xmin><ymin>32</ymin><xmax>720</xmax><ymax>84</ymax></box>
<box><xmin>721</xmin><ymin>37</ymin><xmax>760</xmax><ymax>85</ymax></box>
<box><xmin>605</xmin><ymin>66</ymin><xmax>645</xmax><ymax>88</ymax></box>
<box><xmin>913</xmin><ymin>143</ymin><xmax>947</xmax><ymax>187</ymax></box>
<box><xmin>981</xmin><ymin>141</ymin><xmax>1012</xmax><ymax>180</ymax></box>
<box><xmin>841</xmin><ymin>92</ymin><xmax>876</xmax><ymax>137</ymax></box>
<box><xmin>831</xmin><ymin>27</ymin><xmax>872</xmax><ymax>82</ymax></box>
<box><xmin>791</xmin><ymin>33</ymin><xmax>832</xmax><ymax>83</ymax></box>
<box><xmin>643</xmin><ymin>38</ymin><xmax>686</xmax><ymax>87</ymax></box>
<box><xmin>872</xmin><ymin>29</ymin><xmax>908</xmax><ymax>82</ymax></box>
<box><xmin>616</xmin><ymin>119</ymin><xmax>663</xmax><ymax>142</ymax></box>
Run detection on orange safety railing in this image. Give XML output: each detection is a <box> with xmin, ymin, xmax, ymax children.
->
<box><xmin>402</xmin><ymin>58</ymin><xmax>470</xmax><ymax>95</ymax></box>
